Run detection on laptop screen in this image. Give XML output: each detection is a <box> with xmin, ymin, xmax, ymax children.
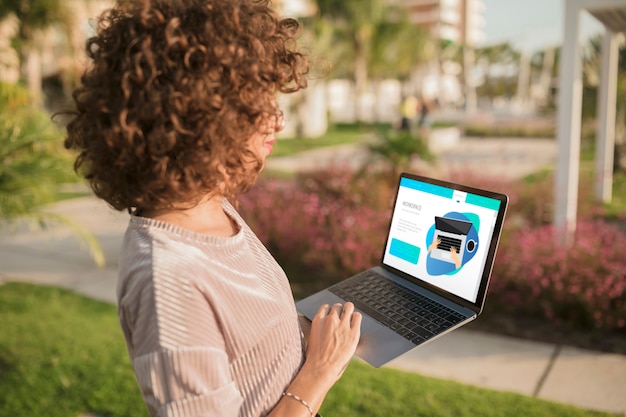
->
<box><xmin>382</xmin><ymin>174</ymin><xmax>506</xmax><ymax>305</ymax></box>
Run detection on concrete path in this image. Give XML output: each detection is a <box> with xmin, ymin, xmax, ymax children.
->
<box><xmin>1</xmin><ymin>136</ymin><xmax>625</xmax><ymax>415</ymax></box>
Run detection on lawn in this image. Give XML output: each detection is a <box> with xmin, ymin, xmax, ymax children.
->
<box><xmin>270</xmin><ymin>122</ymin><xmax>386</xmax><ymax>157</ymax></box>
<box><xmin>0</xmin><ymin>282</ymin><xmax>619</xmax><ymax>417</ymax></box>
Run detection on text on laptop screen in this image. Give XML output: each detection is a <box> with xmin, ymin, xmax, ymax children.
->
<box><xmin>382</xmin><ymin>177</ymin><xmax>501</xmax><ymax>304</ymax></box>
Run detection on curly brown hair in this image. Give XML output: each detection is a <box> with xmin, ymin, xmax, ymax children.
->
<box><xmin>63</xmin><ymin>0</ymin><xmax>308</xmax><ymax>211</ymax></box>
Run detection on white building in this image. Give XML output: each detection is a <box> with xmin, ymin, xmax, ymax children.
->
<box><xmin>403</xmin><ymin>0</ymin><xmax>485</xmax><ymax>45</ymax></box>
<box><xmin>401</xmin><ymin>0</ymin><xmax>486</xmax><ymax>107</ymax></box>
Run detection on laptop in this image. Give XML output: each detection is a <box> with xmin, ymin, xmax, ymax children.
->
<box><xmin>296</xmin><ymin>172</ymin><xmax>508</xmax><ymax>368</ymax></box>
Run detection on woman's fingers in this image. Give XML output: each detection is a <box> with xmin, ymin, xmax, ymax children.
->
<box><xmin>317</xmin><ymin>302</ymin><xmax>361</xmax><ymax>323</ymax></box>
<box><xmin>332</xmin><ymin>303</ymin><xmax>343</xmax><ymax>317</ymax></box>
<box><xmin>350</xmin><ymin>309</ymin><xmax>362</xmax><ymax>331</ymax></box>
<box><xmin>316</xmin><ymin>303</ymin><xmax>330</xmax><ymax>318</ymax></box>
<box><xmin>314</xmin><ymin>302</ymin><xmax>361</xmax><ymax>332</ymax></box>
<box><xmin>340</xmin><ymin>301</ymin><xmax>353</xmax><ymax>317</ymax></box>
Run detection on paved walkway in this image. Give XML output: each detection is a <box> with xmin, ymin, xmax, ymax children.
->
<box><xmin>1</xmin><ymin>137</ymin><xmax>625</xmax><ymax>415</ymax></box>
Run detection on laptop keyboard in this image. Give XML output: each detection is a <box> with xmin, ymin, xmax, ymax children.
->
<box><xmin>329</xmin><ymin>271</ymin><xmax>466</xmax><ymax>345</ymax></box>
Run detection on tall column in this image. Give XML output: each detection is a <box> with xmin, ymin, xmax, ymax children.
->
<box><xmin>554</xmin><ymin>1</ymin><xmax>584</xmax><ymax>244</ymax></box>
<box><xmin>462</xmin><ymin>0</ymin><xmax>477</xmax><ymax>114</ymax></box>
<box><xmin>516</xmin><ymin>50</ymin><xmax>531</xmax><ymax>113</ymax></box>
<box><xmin>463</xmin><ymin>45</ymin><xmax>477</xmax><ymax>114</ymax></box>
<box><xmin>300</xmin><ymin>80</ymin><xmax>328</xmax><ymax>138</ymax></box>
<box><xmin>594</xmin><ymin>29</ymin><xmax>619</xmax><ymax>203</ymax></box>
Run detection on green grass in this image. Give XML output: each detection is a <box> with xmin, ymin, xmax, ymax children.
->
<box><xmin>270</xmin><ymin>122</ymin><xmax>386</xmax><ymax>157</ymax></box>
<box><xmin>324</xmin><ymin>361</ymin><xmax>617</xmax><ymax>417</ymax></box>
<box><xmin>463</xmin><ymin>124</ymin><xmax>556</xmax><ymax>138</ymax></box>
<box><xmin>579</xmin><ymin>144</ymin><xmax>626</xmax><ymax>219</ymax></box>
<box><xmin>0</xmin><ymin>283</ymin><xmax>147</xmax><ymax>417</ymax></box>
<box><xmin>606</xmin><ymin>170</ymin><xmax>626</xmax><ymax>217</ymax></box>
<box><xmin>0</xmin><ymin>282</ymin><xmax>620</xmax><ymax>417</ymax></box>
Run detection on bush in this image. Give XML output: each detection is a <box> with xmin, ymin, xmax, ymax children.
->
<box><xmin>239</xmin><ymin>166</ymin><xmax>394</xmax><ymax>295</ymax></box>
<box><xmin>367</xmin><ymin>129</ymin><xmax>434</xmax><ymax>178</ymax></box>
<box><xmin>509</xmin><ymin>169</ymin><xmax>602</xmax><ymax>227</ymax></box>
<box><xmin>240</xmin><ymin>167</ymin><xmax>626</xmax><ymax>332</ymax></box>
<box><xmin>491</xmin><ymin>220</ymin><xmax>626</xmax><ymax>332</ymax></box>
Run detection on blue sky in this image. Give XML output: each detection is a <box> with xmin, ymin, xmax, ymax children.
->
<box><xmin>480</xmin><ymin>0</ymin><xmax>604</xmax><ymax>52</ymax></box>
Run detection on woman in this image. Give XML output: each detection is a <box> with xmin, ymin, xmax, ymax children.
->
<box><xmin>62</xmin><ymin>0</ymin><xmax>361</xmax><ymax>416</ymax></box>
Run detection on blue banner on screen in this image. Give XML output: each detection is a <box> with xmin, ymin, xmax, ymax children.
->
<box><xmin>389</xmin><ymin>238</ymin><xmax>421</xmax><ymax>264</ymax></box>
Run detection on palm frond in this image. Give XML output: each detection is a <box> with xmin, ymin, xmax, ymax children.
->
<box><xmin>1</xmin><ymin>210</ymin><xmax>106</xmax><ymax>268</ymax></box>
<box><xmin>0</xmin><ymin>82</ymin><xmax>103</xmax><ymax>267</ymax></box>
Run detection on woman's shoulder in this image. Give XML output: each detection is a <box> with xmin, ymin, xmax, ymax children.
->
<box><xmin>117</xmin><ymin>218</ymin><xmax>208</xmax><ymax>308</ymax></box>
<box><xmin>120</xmin><ymin>212</ymin><xmax>253</xmax><ymax>278</ymax></box>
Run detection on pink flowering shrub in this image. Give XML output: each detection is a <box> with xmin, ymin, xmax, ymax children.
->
<box><xmin>239</xmin><ymin>166</ymin><xmax>626</xmax><ymax>332</ymax></box>
<box><xmin>491</xmin><ymin>220</ymin><xmax>626</xmax><ymax>332</ymax></box>
<box><xmin>238</xmin><ymin>166</ymin><xmax>394</xmax><ymax>292</ymax></box>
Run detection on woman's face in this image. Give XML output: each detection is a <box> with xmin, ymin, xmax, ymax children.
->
<box><xmin>249</xmin><ymin>111</ymin><xmax>285</xmax><ymax>163</ymax></box>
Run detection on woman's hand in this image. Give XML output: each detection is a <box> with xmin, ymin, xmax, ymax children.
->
<box><xmin>302</xmin><ymin>302</ymin><xmax>362</xmax><ymax>384</ymax></box>
<box><xmin>270</xmin><ymin>303</ymin><xmax>361</xmax><ymax>417</ymax></box>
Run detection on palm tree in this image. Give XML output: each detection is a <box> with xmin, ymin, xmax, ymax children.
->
<box><xmin>474</xmin><ymin>42</ymin><xmax>521</xmax><ymax>105</ymax></box>
<box><xmin>529</xmin><ymin>46</ymin><xmax>557</xmax><ymax>110</ymax></box>
<box><xmin>0</xmin><ymin>82</ymin><xmax>104</xmax><ymax>266</ymax></box>
<box><xmin>368</xmin><ymin>13</ymin><xmax>431</xmax><ymax>80</ymax></box>
<box><xmin>313</xmin><ymin>0</ymin><xmax>431</xmax><ymax>122</ymax></box>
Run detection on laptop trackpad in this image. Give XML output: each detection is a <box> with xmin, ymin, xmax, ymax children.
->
<box><xmin>357</xmin><ymin>316</ymin><xmax>414</xmax><ymax>368</ymax></box>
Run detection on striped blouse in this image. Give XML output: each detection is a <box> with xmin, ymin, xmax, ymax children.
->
<box><xmin>117</xmin><ymin>200</ymin><xmax>305</xmax><ymax>417</ymax></box>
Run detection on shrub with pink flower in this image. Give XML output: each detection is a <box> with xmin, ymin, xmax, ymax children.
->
<box><xmin>238</xmin><ymin>166</ymin><xmax>394</xmax><ymax>293</ymax></box>
<box><xmin>491</xmin><ymin>220</ymin><xmax>626</xmax><ymax>331</ymax></box>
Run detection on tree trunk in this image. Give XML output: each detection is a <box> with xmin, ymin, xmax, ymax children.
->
<box><xmin>615</xmin><ymin>105</ymin><xmax>625</xmax><ymax>173</ymax></box>
<box><xmin>354</xmin><ymin>27</ymin><xmax>369</xmax><ymax>123</ymax></box>
<box><xmin>463</xmin><ymin>45</ymin><xmax>477</xmax><ymax>114</ymax></box>
<box><xmin>538</xmin><ymin>47</ymin><xmax>555</xmax><ymax>106</ymax></box>
<box><xmin>22</xmin><ymin>44</ymin><xmax>43</xmax><ymax>107</ymax></box>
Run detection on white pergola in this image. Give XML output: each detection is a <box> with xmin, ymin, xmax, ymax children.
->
<box><xmin>555</xmin><ymin>0</ymin><xmax>626</xmax><ymax>244</ymax></box>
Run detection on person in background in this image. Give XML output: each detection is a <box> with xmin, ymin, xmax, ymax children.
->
<box><xmin>399</xmin><ymin>94</ymin><xmax>418</xmax><ymax>131</ymax></box>
<box><xmin>61</xmin><ymin>0</ymin><xmax>361</xmax><ymax>416</ymax></box>
<box><xmin>417</xmin><ymin>95</ymin><xmax>439</xmax><ymax>143</ymax></box>
<box><xmin>417</xmin><ymin>95</ymin><xmax>431</xmax><ymax>139</ymax></box>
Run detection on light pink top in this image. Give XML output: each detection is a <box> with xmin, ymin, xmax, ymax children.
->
<box><xmin>117</xmin><ymin>200</ymin><xmax>305</xmax><ymax>417</ymax></box>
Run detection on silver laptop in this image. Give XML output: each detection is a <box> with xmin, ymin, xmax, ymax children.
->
<box><xmin>296</xmin><ymin>172</ymin><xmax>508</xmax><ymax>368</ymax></box>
